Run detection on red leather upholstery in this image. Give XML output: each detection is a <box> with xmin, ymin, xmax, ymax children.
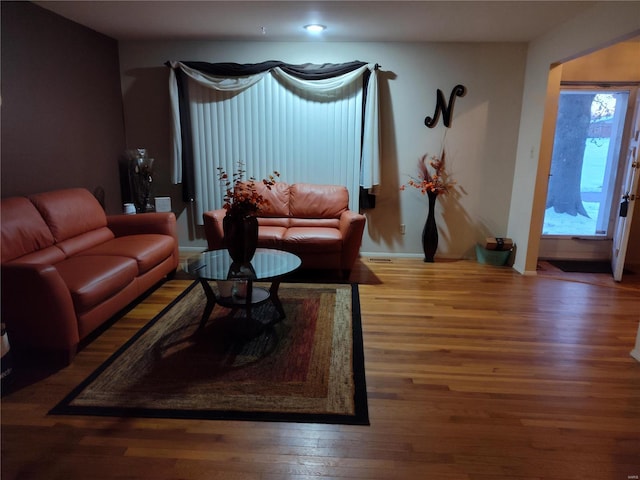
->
<box><xmin>289</xmin><ymin>183</ymin><xmax>348</xmax><ymax>218</ymax></box>
<box><xmin>0</xmin><ymin>188</ymin><xmax>179</xmax><ymax>365</ymax></box>
<box><xmin>29</xmin><ymin>188</ymin><xmax>108</xmax><ymax>242</ymax></box>
<box><xmin>78</xmin><ymin>234</ymin><xmax>176</xmax><ymax>274</ymax></box>
<box><xmin>54</xmin><ymin>255</ymin><xmax>138</xmax><ymax>312</ymax></box>
<box><xmin>203</xmin><ymin>182</ymin><xmax>365</xmax><ymax>275</ymax></box>
<box><xmin>0</xmin><ymin>197</ymin><xmax>56</xmax><ymax>263</ymax></box>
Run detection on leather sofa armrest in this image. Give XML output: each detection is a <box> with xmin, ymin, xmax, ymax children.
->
<box><xmin>1</xmin><ymin>263</ymin><xmax>79</xmax><ymax>364</ymax></box>
<box><xmin>107</xmin><ymin>212</ymin><xmax>176</xmax><ymax>237</ymax></box>
<box><xmin>203</xmin><ymin>209</ymin><xmax>227</xmax><ymax>251</ymax></box>
<box><xmin>107</xmin><ymin>212</ymin><xmax>179</xmax><ymax>268</ymax></box>
<box><xmin>339</xmin><ymin>210</ymin><xmax>366</xmax><ymax>271</ymax></box>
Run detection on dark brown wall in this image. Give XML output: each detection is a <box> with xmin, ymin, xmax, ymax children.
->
<box><xmin>1</xmin><ymin>1</ymin><xmax>126</xmax><ymax>214</ymax></box>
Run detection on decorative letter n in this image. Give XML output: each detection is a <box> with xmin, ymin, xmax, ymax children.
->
<box><xmin>424</xmin><ymin>84</ymin><xmax>466</xmax><ymax>128</ymax></box>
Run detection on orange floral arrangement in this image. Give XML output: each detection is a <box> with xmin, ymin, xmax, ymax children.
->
<box><xmin>400</xmin><ymin>150</ymin><xmax>455</xmax><ymax>196</ymax></box>
<box><xmin>217</xmin><ymin>162</ymin><xmax>280</xmax><ymax>217</ymax></box>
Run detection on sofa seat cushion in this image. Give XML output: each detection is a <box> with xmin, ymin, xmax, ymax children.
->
<box><xmin>77</xmin><ymin>234</ymin><xmax>175</xmax><ymax>274</ymax></box>
<box><xmin>258</xmin><ymin>217</ymin><xmax>291</xmax><ymax>228</ymax></box>
<box><xmin>55</xmin><ymin>227</ymin><xmax>115</xmax><ymax>257</ymax></box>
<box><xmin>282</xmin><ymin>227</ymin><xmax>342</xmax><ymax>253</ymax></box>
<box><xmin>6</xmin><ymin>246</ymin><xmax>66</xmax><ymax>266</ymax></box>
<box><xmin>54</xmin><ymin>256</ymin><xmax>138</xmax><ymax>312</ymax></box>
<box><xmin>288</xmin><ymin>218</ymin><xmax>340</xmax><ymax>228</ymax></box>
<box><xmin>257</xmin><ymin>226</ymin><xmax>287</xmax><ymax>248</ymax></box>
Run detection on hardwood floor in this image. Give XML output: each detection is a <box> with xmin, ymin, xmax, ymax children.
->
<box><xmin>2</xmin><ymin>257</ymin><xmax>639</xmax><ymax>480</ymax></box>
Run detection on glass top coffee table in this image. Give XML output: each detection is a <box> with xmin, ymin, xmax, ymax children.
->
<box><xmin>186</xmin><ymin>248</ymin><xmax>301</xmax><ymax>332</ymax></box>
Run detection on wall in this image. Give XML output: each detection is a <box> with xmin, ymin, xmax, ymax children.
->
<box><xmin>561</xmin><ymin>38</ymin><xmax>640</xmax><ymax>82</ymax></box>
<box><xmin>507</xmin><ymin>3</ymin><xmax>640</xmax><ymax>274</ymax></box>
<box><xmin>0</xmin><ymin>2</ymin><xmax>126</xmax><ymax>214</ymax></box>
<box><xmin>118</xmin><ymin>40</ymin><xmax>527</xmax><ymax>257</ymax></box>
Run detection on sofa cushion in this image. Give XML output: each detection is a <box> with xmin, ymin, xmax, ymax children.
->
<box><xmin>5</xmin><ymin>246</ymin><xmax>66</xmax><ymax>266</ymax></box>
<box><xmin>289</xmin><ymin>218</ymin><xmax>340</xmax><ymax>229</ymax></box>
<box><xmin>282</xmin><ymin>227</ymin><xmax>342</xmax><ymax>253</ymax></box>
<box><xmin>29</xmin><ymin>188</ymin><xmax>108</xmax><ymax>243</ymax></box>
<box><xmin>0</xmin><ymin>197</ymin><xmax>56</xmax><ymax>263</ymax></box>
<box><xmin>77</xmin><ymin>234</ymin><xmax>176</xmax><ymax>274</ymax></box>
<box><xmin>255</xmin><ymin>181</ymin><xmax>290</xmax><ymax>217</ymax></box>
<box><xmin>257</xmin><ymin>226</ymin><xmax>287</xmax><ymax>248</ymax></box>
<box><xmin>55</xmin><ymin>227</ymin><xmax>115</xmax><ymax>258</ymax></box>
<box><xmin>54</xmin><ymin>255</ymin><xmax>138</xmax><ymax>313</ymax></box>
<box><xmin>258</xmin><ymin>217</ymin><xmax>291</xmax><ymax>228</ymax></box>
<box><xmin>289</xmin><ymin>183</ymin><xmax>348</xmax><ymax>219</ymax></box>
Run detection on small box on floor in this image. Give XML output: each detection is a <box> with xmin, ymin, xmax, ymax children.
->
<box><xmin>484</xmin><ymin>237</ymin><xmax>513</xmax><ymax>251</ymax></box>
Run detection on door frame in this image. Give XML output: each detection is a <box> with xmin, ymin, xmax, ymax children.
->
<box><xmin>538</xmin><ymin>85</ymin><xmax>639</xmax><ymax>262</ymax></box>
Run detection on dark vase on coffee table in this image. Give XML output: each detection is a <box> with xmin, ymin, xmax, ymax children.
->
<box><xmin>223</xmin><ymin>214</ymin><xmax>259</xmax><ymax>265</ymax></box>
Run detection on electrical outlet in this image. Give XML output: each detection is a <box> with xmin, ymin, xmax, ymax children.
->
<box><xmin>400</xmin><ymin>224</ymin><xmax>406</xmax><ymax>235</ymax></box>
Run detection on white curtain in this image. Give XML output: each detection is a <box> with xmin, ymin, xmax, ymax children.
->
<box><xmin>169</xmin><ymin>62</ymin><xmax>380</xmax><ymax>223</ymax></box>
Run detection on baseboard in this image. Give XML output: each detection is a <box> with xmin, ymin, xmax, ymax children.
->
<box><xmin>360</xmin><ymin>252</ymin><xmax>477</xmax><ymax>261</ymax></box>
<box><xmin>360</xmin><ymin>252</ymin><xmax>424</xmax><ymax>260</ymax></box>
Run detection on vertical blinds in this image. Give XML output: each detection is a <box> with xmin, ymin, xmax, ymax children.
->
<box><xmin>168</xmin><ymin>61</ymin><xmax>379</xmax><ymax>224</ymax></box>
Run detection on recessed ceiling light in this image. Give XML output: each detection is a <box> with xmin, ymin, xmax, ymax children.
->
<box><xmin>304</xmin><ymin>24</ymin><xmax>326</xmax><ymax>34</ymax></box>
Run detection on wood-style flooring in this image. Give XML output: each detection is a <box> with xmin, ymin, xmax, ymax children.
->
<box><xmin>2</xmin><ymin>257</ymin><xmax>639</xmax><ymax>480</ymax></box>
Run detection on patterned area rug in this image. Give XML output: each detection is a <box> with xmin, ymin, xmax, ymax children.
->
<box><xmin>50</xmin><ymin>282</ymin><xmax>369</xmax><ymax>425</ymax></box>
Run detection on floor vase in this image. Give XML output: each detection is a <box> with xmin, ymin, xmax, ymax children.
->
<box><xmin>223</xmin><ymin>214</ymin><xmax>259</xmax><ymax>265</ymax></box>
<box><xmin>422</xmin><ymin>191</ymin><xmax>438</xmax><ymax>262</ymax></box>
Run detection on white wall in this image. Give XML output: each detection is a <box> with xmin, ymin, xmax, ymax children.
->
<box><xmin>118</xmin><ymin>40</ymin><xmax>527</xmax><ymax>257</ymax></box>
<box><xmin>507</xmin><ymin>3</ymin><xmax>640</xmax><ymax>274</ymax></box>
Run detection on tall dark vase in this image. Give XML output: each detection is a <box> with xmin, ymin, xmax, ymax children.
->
<box><xmin>422</xmin><ymin>191</ymin><xmax>439</xmax><ymax>263</ymax></box>
<box><xmin>223</xmin><ymin>214</ymin><xmax>259</xmax><ymax>265</ymax></box>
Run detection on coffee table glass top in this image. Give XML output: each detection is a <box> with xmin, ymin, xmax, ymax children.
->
<box><xmin>187</xmin><ymin>248</ymin><xmax>301</xmax><ymax>281</ymax></box>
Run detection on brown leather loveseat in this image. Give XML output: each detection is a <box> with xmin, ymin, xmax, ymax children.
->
<box><xmin>203</xmin><ymin>182</ymin><xmax>366</xmax><ymax>277</ymax></box>
<box><xmin>0</xmin><ymin>188</ymin><xmax>179</xmax><ymax>365</ymax></box>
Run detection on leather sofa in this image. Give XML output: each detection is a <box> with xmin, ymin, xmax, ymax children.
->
<box><xmin>0</xmin><ymin>188</ymin><xmax>179</xmax><ymax>365</ymax></box>
<box><xmin>203</xmin><ymin>182</ymin><xmax>366</xmax><ymax>276</ymax></box>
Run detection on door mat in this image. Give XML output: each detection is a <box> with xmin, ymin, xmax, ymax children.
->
<box><xmin>548</xmin><ymin>260</ymin><xmax>613</xmax><ymax>274</ymax></box>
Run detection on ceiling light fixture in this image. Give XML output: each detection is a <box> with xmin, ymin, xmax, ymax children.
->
<box><xmin>304</xmin><ymin>24</ymin><xmax>326</xmax><ymax>34</ymax></box>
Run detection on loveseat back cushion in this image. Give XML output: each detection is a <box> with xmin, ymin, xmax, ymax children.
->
<box><xmin>254</xmin><ymin>181</ymin><xmax>290</xmax><ymax>217</ymax></box>
<box><xmin>289</xmin><ymin>183</ymin><xmax>348</xmax><ymax>219</ymax></box>
<box><xmin>0</xmin><ymin>197</ymin><xmax>56</xmax><ymax>263</ymax></box>
<box><xmin>29</xmin><ymin>188</ymin><xmax>108</xmax><ymax>243</ymax></box>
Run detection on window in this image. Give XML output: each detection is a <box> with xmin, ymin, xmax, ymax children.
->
<box><xmin>168</xmin><ymin>61</ymin><xmax>380</xmax><ymax>224</ymax></box>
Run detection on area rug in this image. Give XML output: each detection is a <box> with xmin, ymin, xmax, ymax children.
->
<box><xmin>50</xmin><ymin>282</ymin><xmax>369</xmax><ymax>425</ymax></box>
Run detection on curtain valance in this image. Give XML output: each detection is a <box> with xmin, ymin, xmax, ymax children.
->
<box><xmin>167</xmin><ymin>60</ymin><xmax>380</xmax><ymax>204</ymax></box>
